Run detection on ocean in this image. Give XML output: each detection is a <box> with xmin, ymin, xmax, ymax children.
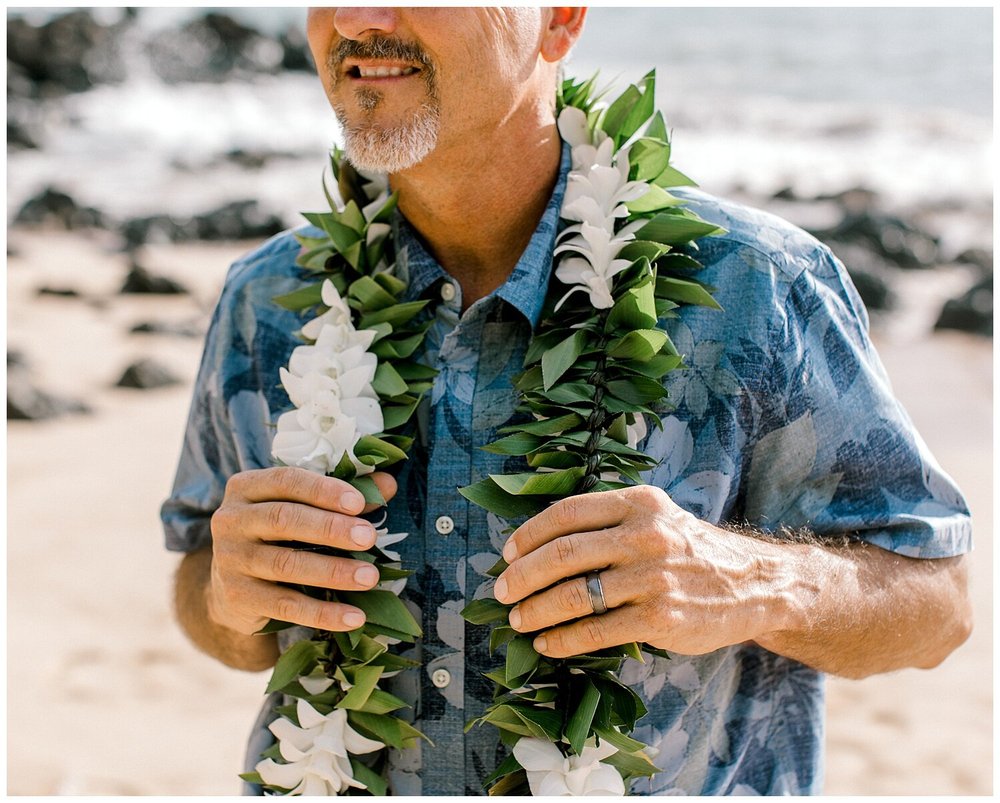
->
<box><xmin>6</xmin><ymin>6</ymin><xmax>993</xmax><ymax>247</ymax></box>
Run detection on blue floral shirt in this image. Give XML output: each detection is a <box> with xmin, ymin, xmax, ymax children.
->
<box><xmin>162</xmin><ymin>145</ymin><xmax>971</xmax><ymax>795</ymax></box>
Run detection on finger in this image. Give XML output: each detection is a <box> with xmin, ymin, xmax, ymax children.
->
<box><xmin>247</xmin><ymin>501</ymin><xmax>377</xmax><ymax>550</ymax></box>
<box><xmin>503</xmin><ymin>490</ymin><xmax>630</xmax><ymax>563</ymax></box>
<box><xmin>532</xmin><ymin>605</ymin><xmax>648</xmax><ymax>659</ymax></box>
<box><xmin>363</xmin><ymin>471</ymin><xmax>398</xmax><ymax>514</ymax></box>
<box><xmin>249</xmin><ymin>544</ymin><xmax>381</xmax><ymax>592</ymax></box>
<box><xmin>231</xmin><ymin>467</ymin><xmax>367</xmax><ymax>515</ymax></box>
<box><xmin>494</xmin><ymin>527</ymin><xmax>627</xmax><ymax>604</ymax></box>
<box><xmin>508</xmin><ymin>566</ymin><xmax>632</xmax><ymax>633</ymax></box>
<box><xmin>256</xmin><ymin>579</ymin><xmax>368</xmax><ymax>632</ymax></box>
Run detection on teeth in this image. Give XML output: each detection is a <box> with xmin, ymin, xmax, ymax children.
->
<box><xmin>357</xmin><ymin>66</ymin><xmax>416</xmax><ymax>78</ymax></box>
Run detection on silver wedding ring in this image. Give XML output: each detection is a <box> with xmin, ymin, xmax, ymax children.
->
<box><xmin>586</xmin><ymin>571</ymin><xmax>608</xmax><ymax>616</ymax></box>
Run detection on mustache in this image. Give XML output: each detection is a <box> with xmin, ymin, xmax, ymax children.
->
<box><xmin>330</xmin><ymin>35</ymin><xmax>437</xmax><ymax>80</ymax></box>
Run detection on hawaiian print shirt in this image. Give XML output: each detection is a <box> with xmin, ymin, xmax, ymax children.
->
<box><xmin>162</xmin><ymin>144</ymin><xmax>972</xmax><ymax>795</ymax></box>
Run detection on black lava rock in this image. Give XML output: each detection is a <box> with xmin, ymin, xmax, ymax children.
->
<box><xmin>13</xmin><ymin>186</ymin><xmax>108</xmax><ymax>230</ymax></box>
<box><xmin>129</xmin><ymin>319</ymin><xmax>203</xmax><ymax>338</ymax></box>
<box><xmin>817</xmin><ymin>239</ymin><xmax>895</xmax><ymax>311</ymax></box>
<box><xmin>146</xmin><ymin>11</ymin><xmax>284</xmax><ymax>83</ymax></box>
<box><xmin>934</xmin><ymin>275</ymin><xmax>993</xmax><ymax>336</ymax></box>
<box><xmin>955</xmin><ymin>248</ymin><xmax>993</xmax><ymax>276</ymax></box>
<box><xmin>120</xmin><ymin>200</ymin><xmax>285</xmax><ymax>247</ymax></box>
<box><xmin>36</xmin><ymin>286</ymin><xmax>82</xmax><ymax>298</ymax></box>
<box><xmin>6</xmin><ymin>9</ymin><xmax>129</xmax><ymax>97</ymax></box>
<box><xmin>812</xmin><ymin>210</ymin><xmax>939</xmax><ymax>270</ymax></box>
<box><xmin>7</xmin><ymin>376</ymin><xmax>92</xmax><ymax>420</ymax></box>
<box><xmin>120</xmin><ymin>263</ymin><xmax>189</xmax><ymax>295</ymax></box>
<box><xmin>114</xmin><ymin>358</ymin><xmax>182</xmax><ymax>389</ymax></box>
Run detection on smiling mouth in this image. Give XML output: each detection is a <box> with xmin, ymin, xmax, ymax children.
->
<box><xmin>347</xmin><ymin>65</ymin><xmax>420</xmax><ymax>79</ymax></box>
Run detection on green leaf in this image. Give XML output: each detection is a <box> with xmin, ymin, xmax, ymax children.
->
<box><xmin>481</xmin><ymin>431</ymin><xmax>544</xmax><ymax>456</ymax></box>
<box><xmin>645</xmin><ymin>109</ymin><xmax>668</xmax><ymax>141</ymax></box>
<box><xmin>302</xmin><ymin>211</ymin><xmax>361</xmax><ymax>253</ymax></box>
<box><xmin>355</xmin><ymin>434</ymin><xmax>408</xmax><ymax>464</ymax></box>
<box><xmin>256</xmin><ymin>618</ymin><xmax>293</xmax><ymax>634</ymax></box>
<box><xmin>458</xmin><ymin>477</ymin><xmax>548</xmax><ymax>519</ymax></box>
<box><xmin>483</xmin><ymin>752</ymin><xmax>523</xmax><ymax>787</ymax></box>
<box><xmin>381</xmin><ymin>397</ymin><xmax>421</xmax><ymax>431</ymax></box>
<box><xmin>336</xmin><ymin>664</ymin><xmax>383</xmax><ymax>710</ymax></box>
<box><xmin>348</xmin><ymin>275</ymin><xmax>397</xmax><ymax>311</ymax></box>
<box><xmin>239</xmin><ymin>771</ymin><xmax>265</xmax><ymax>786</ymax></box>
<box><xmin>608</xmin><ymin>279</ymin><xmax>658</xmax><ymax>330</ymax></box>
<box><xmin>340</xmin><ymin>590</ymin><xmax>422</xmax><ymax>637</ymax></box>
<box><xmin>266</xmin><ymin>640</ymin><xmax>323</xmax><ymax>694</ymax></box>
<box><xmin>507</xmin><ymin>703</ymin><xmax>563</xmax><ymax>741</ymax></box>
<box><xmin>653</xmin><ymin>164</ymin><xmax>698</xmax><ymax>189</ymax></box>
<box><xmin>656</xmin><ymin>276</ymin><xmax>722</xmax><ymax>310</ymax></box>
<box><xmin>505</xmin><ymin>636</ymin><xmax>540</xmax><ymax>683</ymax></box>
<box><xmin>358</xmin><ymin>688</ymin><xmax>410</xmax><ymax>715</ymax></box>
<box><xmin>604</xmin><ymin>748</ymin><xmax>660</xmax><ymax>778</ymax></box>
<box><xmin>341</xmin><ymin>199</ymin><xmax>366</xmax><ymax>234</ymax></box>
<box><xmin>625</xmin><ymin>183</ymin><xmax>683</xmax><ymax>215</ymax></box>
<box><xmin>374</xmin><ymin>270</ymin><xmax>406</xmax><ymax>297</ymax></box>
<box><xmin>637</xmin><ymin>210</ymin><xmax>724</xmax><ymax>246</ymax></box>
<box><xmin>541</xmin><ymin>382</ymin><xmax>596</xmax><ymax>406</ymax></box>
<box><xmin>601</xmin><ymin>83</ymin><xmax>641</xmax><ymax>142</ymax></box>
<box><xmin>608</xmin><ymin>329</ymin><xmax>670</xmax><ymax>361</ymax></box>
<box><xmin>541</xmin><ymin>330</ymin><xmax>586</xmax><ymax>391</ymax></box>
<box><xmin>481</xmin><ymin>705</ymin><xmax>535</xmax><ymax>737</ymax></box>
<box><xmin>498</xmin><ymin>412</ymin><xmax>583</xmax><ymax>436</ymax></box>
<box><xmin>594</xmin><ymin>726</ymin><xmax>648</xmax><ymax>755</ymax></box>
<box><xmin>566</xmin><ymin>679</ymin><xmax>601</xmax><ymax>755</ymax></box>
<box><xmin>272</xmin><ymin>282</ymin><xmax>323</xmax><ymax>312</ymax></box>
<box><xmin>348</xmin><ymin>710</ymin><xmax>429</xmax><ymax>749</ymax></box>
<box><xmin>351</xmin><ymin>475</ymin><xmax>385</xmax><ymax>507</ymax></box>
<box><xmin>359</xmin><ymin>300</ymin><xmax>429</xmax><ymax>329</ymax></box>
<box><xmin>489</xmin><ymin>624</ymin><xmax>519</xmax><ymax>654</ymax></box>
<box><xmin>372</xmin><ymin>362</ymin><xmax>409</xmax><ymax>398</ymax></box>
<box><xmin>461</xmin><ymin>598</ymin><xmax>512</xmax><ymax>625</ymax></box>
<box><xmin>606</xmin><ymin>376</ymin><xmax>669</xmax><ymax>405</ymax></box>
<box><xmin>492</xmin><ymin>467</ymin><xmax>585</xmax><ymax>497</ymax></box>
<box><xmin>350</xmin><ymin>759</ymin><xmax>388</xmax><ymax>796</ymax></box>
<box><xmin>628</xmin><ymin>137</ymin><xmax>672</xmax><ymax>183</ymax></box>
<box><xmin>618</xmin><ymin>240</ymin><xmax>672</xmax><ymax>264</ymax></box>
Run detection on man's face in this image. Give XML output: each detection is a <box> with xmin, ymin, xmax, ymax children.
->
<box><xmin>306</xmin><ymin>8</ymin><xmax>547</xmax><ymax>174</ymax></box>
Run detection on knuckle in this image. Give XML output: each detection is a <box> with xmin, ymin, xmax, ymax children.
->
<box><xmin>273</xmin><ymin>594</ymin><xmax>305</xmax><ymax>625</ymax></box>
<box><xmin>268</xmin><ymin>547</ymin><xmax>300</xmax><ymax>580</ymax></box>
<box><xmin>553</xmin><ymin>534</ymin><xmax>578</xmax><ymax>565</ymax></box>
<box><xmin>266</xmin><ymin>502</ymin><xmax>296</xmax><ymax>536</ymax></box>
<box><xmin>551</xmin><ymin>496</ymin><xmax>579</xmax><ymax>530</ymax></box>
<box><xmin>582</xmin><ymin>617</ymin><xmax>605</xmax><ymax>645</ymax></box>
<box><xmin>563</xmin><ymin>578</ymin><xmax>589</xmax><ymax>613</ymax></box>
<box><xmin>628</xmin><ymin>483</ymin><xmax>664</xmax><ymax>510</ymax></box>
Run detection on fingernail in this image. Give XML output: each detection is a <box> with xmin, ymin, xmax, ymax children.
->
<box><xmin>502</xmin><ymin>540</ymin><xmax>518</xmax><ymax>563</ymax></box>
<box><xmin>494</xmin><ymin>577</ymin><xmax>508</xmax><ymax>602</ymax></box>
<box><xmin>354</xmin><ymin>565</ymin><xmax>379</xmax><ymax>586</ymax></box>
<box><xmin>351</xmin><ymin>524</ymin><xmax>375</xmax><ymax>548</ymax></box>
<box><xmin>343</xmin><ymin>610</ymin><xmax>365</xmax><ymax>629</ymax></box>
<box><xmin>342</xmin><ymin>490</ymin><xmax>364</xmax><ymax>513</ymax></box>
<box><xmin>509</xmin><ymin>607</ymin><xmax>522</xmax><ymax>630</ymax></box>
<box><xmin>533</xmin><ymin>636</ymin><xmax>547</xmax><ymax>653</ymax></box>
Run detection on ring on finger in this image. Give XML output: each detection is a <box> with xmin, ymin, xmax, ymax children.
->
<box><xmin>586</xmin><ymin>571</ymin><xmax>608</xmax><ymax>615</ymax></box>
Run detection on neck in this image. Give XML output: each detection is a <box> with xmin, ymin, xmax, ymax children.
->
<box><xmin>389</xmin><ymin>111</ymin><xmax>562</xmax><ymax>311</ymax></box>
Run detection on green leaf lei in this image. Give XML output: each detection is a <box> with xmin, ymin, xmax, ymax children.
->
<box><xmin>249</xmin><ymin>70</ymin><xmax>725</xmax><ymax>796</ymax></box>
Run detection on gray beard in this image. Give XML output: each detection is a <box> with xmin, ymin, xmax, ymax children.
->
<box><xmin>335</xmin><ymin>94</ymin><xmax>441</xmax><ymax>175</ymax></box>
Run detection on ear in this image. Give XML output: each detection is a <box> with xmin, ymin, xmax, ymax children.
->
<box><xmin>540</xmin><ymin>7</ymin><xmax>588</xmax><ymax>63</ymax></box>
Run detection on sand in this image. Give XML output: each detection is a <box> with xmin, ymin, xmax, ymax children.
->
<box><xmin>6</xmin><ymin>229</ymin><xmax>992</xmax><ymax>795</ymax></box>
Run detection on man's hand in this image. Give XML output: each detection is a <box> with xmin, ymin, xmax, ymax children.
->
<box><xmin>207</xmin><ymin>466</ymin><xmax>398</xmax><ymax>636</ymax></box>
<box><xmin>492</xmin><ymin>485</ymin><xmax>796</xmax><ymax>659</ymax></box>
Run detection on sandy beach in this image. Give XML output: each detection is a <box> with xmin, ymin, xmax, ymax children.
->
<box><xmin>6</xmin><ymin>226</ymin><xmax>992</xmax><ymax>795</ymax></box>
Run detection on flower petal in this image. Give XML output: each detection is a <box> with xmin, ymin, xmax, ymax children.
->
<box><xmin>513</xmin><ymin>737</ymin><xmax>566</xmax><ymax>772</ymax></box>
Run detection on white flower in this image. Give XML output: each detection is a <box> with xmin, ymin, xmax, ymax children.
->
<box><xmin>553</xmin><ymin>220</ymin><xmax>646</xmax><ymax>310</ymax></box>
<box><xmin>272</xmin><ymin>281</ymin><xmax>384</xmax><ymax>476</ymax></box>
<box><xmin>375</xmin><ymin>527</ymin><xmax>409</xmax><ymax>596</ymax></box>
<box><xmin>558</xmin><ymin>106</ymin><xmax>615</xmax><ymax>173</ymax></box>
<box><xmin>562</xmin><ymin>159</ymin><xmax>648</xmax><ymax>230</ymax></box>
<box><xmin>513</xmin><ymin>737</ymin><xmax>625</xmax><ymax>796</ymax></box>
<box><xmin>256</xmin><ymin>700</ymin><xmax>383</xmax><ymax>795</ymax></box>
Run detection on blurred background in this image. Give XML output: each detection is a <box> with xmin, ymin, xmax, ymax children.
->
<box><xmin>7</xmin><ymin>6</ymin><xmax>992</xmax><ymax>795</ymax></box>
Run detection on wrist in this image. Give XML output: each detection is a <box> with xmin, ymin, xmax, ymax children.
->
<box><xmin>749</xmin><ymin>538</ymin><xmax>823</xmax><ymax>650</ymax></box>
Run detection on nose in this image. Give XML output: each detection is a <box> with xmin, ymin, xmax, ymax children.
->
<box><xmin>333</xmin><ymin>8</ymin><xmax>399</xmax><ymax>40</ymax></box>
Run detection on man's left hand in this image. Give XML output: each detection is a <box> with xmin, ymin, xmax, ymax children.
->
<box><xmin>492</xmin><ymin>485</ymin><xmax>799</xmax><ymax>659</ymax></box>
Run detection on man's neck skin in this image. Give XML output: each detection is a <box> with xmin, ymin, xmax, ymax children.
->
<box><xmin>389</xmin><ymin>108</ymin><xmax>562</xmax><ymax>312</ymax></box>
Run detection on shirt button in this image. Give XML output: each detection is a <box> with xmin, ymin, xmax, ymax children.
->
<box><xmin>431</xmin><ymin>668</ymin><xmax>451</xmax><ymax>688</ymax></box>
<box><xmin>435</xmin><ymin>515</ymin><xmax>455</xmax><ymax>535</ymax></box>
<box><xmin>440</xmin><ymin>281</ymin><xmax>457</xmax><ymax>302</ymax></box>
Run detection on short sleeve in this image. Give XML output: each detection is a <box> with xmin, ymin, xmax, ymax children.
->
<box><xmin>160</xmin><ymin>232</ymin><xmax>306</xmax><ymax>553</ymax></box>
<box><xmin>742</xmin><ymin>244</ymin><xmax>972</xmax><ymax>558</ymax></box>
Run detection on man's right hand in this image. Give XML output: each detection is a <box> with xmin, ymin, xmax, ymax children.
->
<box><xmin>206</xmin><ymin>466</ymin><xmax>398</xmax><ymax>636</ymax></box>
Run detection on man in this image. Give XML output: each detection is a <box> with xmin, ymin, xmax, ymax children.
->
<box><xmin>163</xmin><ymin>8</ymin><xmax>972</xmax><ymax>795</ymax></box>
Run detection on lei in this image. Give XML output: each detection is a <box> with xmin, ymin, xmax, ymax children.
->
<box><xmin>241</xmin><ymin>71</ymin><xmax>725</xmax><ymax>796</ymax></box>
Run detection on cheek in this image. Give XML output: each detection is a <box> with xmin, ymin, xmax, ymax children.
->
<box><xmin>306</xmin><ymin>9</ymin><xmax>336</xmax><ymax>71</ymax></box>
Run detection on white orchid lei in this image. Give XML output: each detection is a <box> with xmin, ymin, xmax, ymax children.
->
<box><xmin>244</xmin><ymin>71</ymin><xmax>724</xmax><ymax>797</ymax></box>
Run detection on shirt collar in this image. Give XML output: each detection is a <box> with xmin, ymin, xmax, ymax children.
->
<box><xmin>394</xmin><ymin>140</ymin><xmax>571</xmax><ymax>330</ymax></box>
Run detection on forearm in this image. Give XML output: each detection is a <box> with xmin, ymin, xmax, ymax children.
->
<box><xmin>174</xmin><ymin>547</ymin><xmax>279</xmax><ymax>672</ymax></box>
<box><xmin>750</xmin><ymin>535</ymin><xmax>973</xmax><ymax>679</ymax></box>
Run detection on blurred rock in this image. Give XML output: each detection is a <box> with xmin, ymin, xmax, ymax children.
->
<box><xmin>146</xmin><ymin>12</ymin><xmax>284</xmax><ymax>83</ymax></box>
<box><xmin>955</xmin><ymin>248</ymin><xmax>993</xmax><ymax>276</ymax></box>
<box><xmin>114</xmin><ymin>358</ymin><xmax>182</xmax><ymax>389</ymax></box>
<box><xmin>120</xmin><ymin>200</ymin><xmax>285</xmax><ymax>247</ymax></box>
<box><xmin>7</xmin><ymin>350</ymin><xmax>29</xmax><ymax>369</ymax></box>
<box><xmin>279</xmin><ymin>25</ymin><xmax>314</xmax><ymax>72</ymax></box>
<box><xmin>14</xmin><ymin>187</ymin><xmax>108</xmax><ymax>230</ymax></box>
<box><xmin>6</xmin><ymin>9</ymin><xmax>130</xmax><ymax>97</ymax></box>
<box><xmin>812</xmin><ymin>209</ymin><xmax>939</xmax><ymax>270</ymax></box>
<box><xmin>36</xmin><ymin>286</ymin><xmax>82</xmax><ymax>298</ymax></box>
<box><xmin>129</xmin><ymin>320</ymin><xmax>204</xmax><ymax>338</ymax></box>
<box><xmin>934</xmin><ymin>276</ymin><xmax>992</xmax><ymax>336</ymax></box>
<box><xmin>816</xmin><ymin>186</ymin><xmax>879</xmax><ymax>216</ymax></box>
<box><xmin>819</xmin><ymin>239</ymin><xmax>895</xmax><ymax>311</ymax></box>
<box><xmin>120</xmin><ymin>262</ymin><xmax>190</xmax><ymax>295</ymax></box>
<box><xmin>7</xmin><ymin>368</ymin><xmax>92</xmax><ymax>420</ymax></box>
<box><xmin>7</xmin><ymin>118</ymin><xmax>39</xmax><ymax>150</ymax></box>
